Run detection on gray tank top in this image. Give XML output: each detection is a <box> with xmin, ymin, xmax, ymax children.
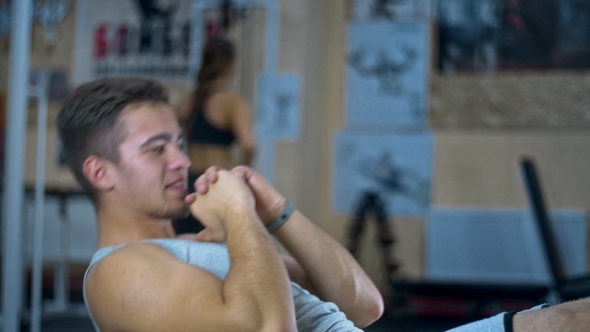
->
<box><xmin>83</xmin><ymin>238</ymin><xmax>363</xmax><ymax>332</ymax></box>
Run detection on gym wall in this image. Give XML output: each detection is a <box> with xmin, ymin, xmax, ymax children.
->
<box><xmin>276</xmin><ymin>1</ymin><xmax>590</xmax><ymax>293</ymax></box>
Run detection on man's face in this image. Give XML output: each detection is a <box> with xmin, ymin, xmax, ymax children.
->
<box><xmin>110</xmin><ymin>102</ymin><xmax>191</xmax><ymax>220</ymax></box>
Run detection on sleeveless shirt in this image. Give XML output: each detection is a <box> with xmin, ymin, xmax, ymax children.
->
<box><xmin>83</xmin><ymin>239</ymin><xmax>363</xmax><ymax>332</ymax></box>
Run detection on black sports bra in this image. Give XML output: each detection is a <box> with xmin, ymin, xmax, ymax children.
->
<box><xmin>186</xmin><ymin>103</ymin><xmax>235</xmax><ymax>146</ymax></box>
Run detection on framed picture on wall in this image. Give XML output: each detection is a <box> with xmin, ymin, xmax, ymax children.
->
<box><xmin>332</xmin><ymin>131</ymin><xmax>433</xmax><ymax>216</ymax></box>
<box><xmin>74</xmin><ymin>0</ymin><xmax>195</xmax><ymax>84</ymax></box>
<box><xmin>0</xmin><ymin>0</ymin><xmax>9</xmax><ymax>41</ymax></box>
<box><xmin>346</xmin><ymin>21</ymin><xmax>430</xmax><ymax>128</ymax></box>
<box><xmin>0</xmin><ymin>90</ymin><xmax>4</xmax><ymax>172</ymax></box>
<box><xmin>352</xmin><ymin>0</ymin><xmax>432</xmax><ymax>21</ymax></box>
<box><xmin>437</xmin><ymin>0</ymin><xmax>590</xmax><ymax>72</ymax></box>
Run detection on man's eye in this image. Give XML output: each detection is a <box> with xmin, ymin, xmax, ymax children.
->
<box><xmin>152</xmin><ymin>146</ymin><xmax>164</xmax><ymax>153</ymax></box>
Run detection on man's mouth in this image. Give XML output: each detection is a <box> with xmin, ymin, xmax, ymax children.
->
<box><xmin>166</xmin><ymin>181</ymin><xmax>188</xmax><ymax>195</ymax></box>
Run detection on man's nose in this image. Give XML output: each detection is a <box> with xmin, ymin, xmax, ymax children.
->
<box><xmin>169</xmin><ymin>144</ymin><xmax>191</xmax><ymax>170</ymax></box>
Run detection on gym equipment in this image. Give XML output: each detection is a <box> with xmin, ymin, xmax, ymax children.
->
<box><xmin>520</xmin><ymin>158</ymin><xmax>590</xmax><ymax>302</ymax></box>
<box><xmin>346</xmin><ymin>191</ymin><xmax>399</xmax><ymax>288</ymax></box>
<box><xmin>2</xmin><ymin>1</ymin><xmax>34</xmax><ymax>331</ymax></box>
<box><xmin>345</xmin><ymin>190</ymin><xmax>549</xmax><ymax>319</ymax></box>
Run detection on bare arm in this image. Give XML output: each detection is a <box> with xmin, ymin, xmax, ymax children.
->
<box><xmin>174</xmin><ymin>95</ymin><xmax>193</xmax><ymax>122</ymax></box>
<box><xmin>229</xmin><ymin>96</ymin><xmax>256</xmax><ymax>166</ymax></box>
<box><xmin>274</xmin><ymin>210</ymin><xmax>384</xmax><ymax>327</ymax></box>
<box><xmin>281</xmin><ymin>254</ymin><xmax>317</xmax><ymax>293</ymax></box>
<box><xmin>87</xmin><ymin>172</ymin><xmax>296</xmax><ymax>332</ymax></box>
<box><xmin>171</xmin><ymin>240</ymin><xmax>315</xmax><ymax>291</ymax></box>
<box><xmin>225</xmin><ymin>166</ymin><xmax>383</xmax><ymax>328</ymax></box>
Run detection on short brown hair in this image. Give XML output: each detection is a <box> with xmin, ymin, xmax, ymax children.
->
<box><xmin>57</xmin><ymin>77</ymin><xmax>169</xmax><ymax>202</ymax></box>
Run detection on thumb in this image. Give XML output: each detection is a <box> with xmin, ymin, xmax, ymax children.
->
<box><xmin>232</xmin><ymin>166</ymin><xmax>264</xmax><ymax>190</ymax></box>
<box><xmin>184</xmin><ymin>193</ymin><xmax>197</xmax><ymax>205</ymax></box>
<box><xmin>194</xmin><ymin>228</ymin><xmax>224</xmax><ymax>243</ymax></box>
<box><xmin>231</xmin><ymin>166</ymin><xmax>250</xmax><ymax>180</ymax></box>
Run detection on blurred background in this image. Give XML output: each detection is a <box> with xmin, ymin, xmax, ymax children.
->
<box><xmin>1</xmin><ymin>0</ymin><xmax>590</xmax><ymax>331</ymax></box>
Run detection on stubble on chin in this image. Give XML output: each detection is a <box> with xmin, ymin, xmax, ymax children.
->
<box><xmin>166</xmin><ymin>202</ymin><xmax>191</xmax><ymax>220</ymax></box>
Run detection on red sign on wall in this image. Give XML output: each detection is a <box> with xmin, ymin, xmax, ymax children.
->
<box><xmin>74</xmin><ymin>0</ymin><xmax>196</xmax><ymax>84</ymax></box>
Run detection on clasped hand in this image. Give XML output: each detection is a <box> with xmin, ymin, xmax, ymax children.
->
<box><xmin>184</xmin><ymin>166</ymin><xmax>288</xmax><ymax>242</ymax></box>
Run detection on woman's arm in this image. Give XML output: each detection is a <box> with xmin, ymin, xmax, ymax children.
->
<box><xmin>174</xmin><ymin>95</ymin><xmax>194</xmax><ymax>122</ymax></box>
<box><xmin>229</xmin><ymin>96</ymin><xmax>256</xmax><ymax>166</ymax></box>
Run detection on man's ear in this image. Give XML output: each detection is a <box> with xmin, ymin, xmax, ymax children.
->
<box><xmin>82</xmin><ymin>156</ymin><xmax>115</xmax><ymax>191</ymax></box>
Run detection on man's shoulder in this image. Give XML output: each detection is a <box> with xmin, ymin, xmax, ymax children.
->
<box><xmin>85</xmin><ymin>241</ymin><xmax>228</xmax><ymax>331</ymax></box>
<box><xmin>99</xmin><ymin>242</ymin><xmax>174</xmax><ymax>265</ymax></box>
<box><xmin>88</xmin><ymin>242</ymin><xmax>175</xmax><ymax>285</ymax></box>
<box><xmin>88</xmin><ymin>240</ymin><xmax>229</xmax><ymax>285</ymax></box>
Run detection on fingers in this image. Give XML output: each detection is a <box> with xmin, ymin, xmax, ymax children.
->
<box><xmin>206</xmin><ymin>166</ymin><xmax>220</xmax><ymax>183</ymax></box>
<box><xmin>231</xmin><ymin>165</ymin><xmax>255</xmax><ymax>181</ymax></box>
<box><xmin>232</xmin><ymin>165</ymin><xmax>270</xmax><ymax>190</ymax></box>
<box><xmin>192</xmin><ymin>166</ymin><xmax>254</xmax><ymax>200</ymax></box>
<box><xmin>184</xmin><ymin>193</ymin><xmax>197</xmax><ymax>204</ymax></box>
<box><xmin>196</xmin><ymin>181</ymin><xmax>208</xmax><ymax>194</ymax></box>
<box><xmin>195</xmin><ymin>166</ymin><xmax>223</xmax><ymax>194</ymax></box>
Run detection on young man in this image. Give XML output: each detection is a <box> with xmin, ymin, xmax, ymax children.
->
<box><xmin>57</xmin><ymin>77</ymin><xmax>383</xmax><ymax>331</ymax></box>
<box><xmin>59</xmin><ymin>77</ymin><xmax>589</xmax><ymax>332</ymax></box>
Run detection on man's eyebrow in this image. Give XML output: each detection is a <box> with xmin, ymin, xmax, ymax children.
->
<box><xmin>140</xmin><ymin>131</ymin><xmax>185</xmax><ymax>149</ymax></box>
<box><xmin>140</xmin><ymin>133</ymin><xmax>172</xmax><ymax>148</ymax></box>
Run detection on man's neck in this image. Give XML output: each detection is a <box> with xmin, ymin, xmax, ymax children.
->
<box><xmin>96</xmin><ymin>207</ymin><xmax>176</xmax><ymax>249</ymax></box>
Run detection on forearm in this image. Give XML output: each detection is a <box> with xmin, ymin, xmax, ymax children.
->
<box><xmin>513</xmin><ymin>298</ymin><xmax>590</xmax><ymax>332</ymax></box>
<box><xmin>274</xmin><ymin>210</ymin><xmax>383</xmax><ymax>327</ymax></box>
<box><xmin>224</xmin><ymin>210</ymin><xmax>296</xmax><ymax>331</ymax></box>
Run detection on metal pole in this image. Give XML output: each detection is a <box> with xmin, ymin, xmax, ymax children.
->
<box><xmin>263</xmin><ymin>0</ymin><xmax>278</xmax><ymax>74</ymax></box>
<box><xmin>54</xmin><ymin>197</ymin><xmax>70</xmax><ymax>312</ymax></box>
<box><xmin>2</xmin><ymin>0</ymin><xmax>33</xmax><ymax>331</ymax></box>
<box><xmin>256</xmin><ymin>0</ymin><xmax>278</xmax><ymax>183</ymax></box>
<box><xmin>29</xmin><ymin>84</ymin><xmax>49</xmax><ymax>332</ymax></box>
<box><xmin>189</xmin><ymin>0</ymin><xmax>206</xmax><ymax>83</ymax></box>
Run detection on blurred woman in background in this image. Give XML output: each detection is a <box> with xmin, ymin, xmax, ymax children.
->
<box><xmin>175</xmin><ymin>37</ymin><xmax>256</xmax><ymax>234</ymax></box>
